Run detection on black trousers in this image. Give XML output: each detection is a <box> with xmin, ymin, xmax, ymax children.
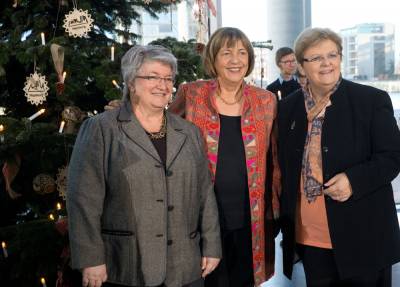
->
<box><xmin>205</xmin><ymin>226</ymin><xmax>254</xmax><ymax>287</ymax></box>
<box><xmin>102</xmin><ymin>278</ymin><xmax>203</xmax><ymax>287</ymax></box>
<box><xmin>297</xmin><ymin>244</ymin><xmax>392</xmax><ymax>287</ymax></box>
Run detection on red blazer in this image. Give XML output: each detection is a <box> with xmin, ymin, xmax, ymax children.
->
<box><xmin>170</xmin><ymin>79</ymin><xmax>281</xmax><ymax>286</ymax></box>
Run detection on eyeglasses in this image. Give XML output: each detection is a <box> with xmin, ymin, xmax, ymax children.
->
<box><xmin>303</xmin><ymin>52</ymin><xmax>341</xmax><ymax>64</ymax></box>
<box><xmin>136</xmin><ymin>75</ymin><xmax>175</xmax><ymax>85</ymax></box>
<box><xmin>280</xmin><ymin>59</ymin><xmax>297</xmax><ymax>65</ymax></box>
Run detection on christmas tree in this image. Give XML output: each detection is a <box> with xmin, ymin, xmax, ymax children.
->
<box><xmin>0</xmin><ymin>1</ymin><xmax>205</xmax><ymax>286</ymax></box>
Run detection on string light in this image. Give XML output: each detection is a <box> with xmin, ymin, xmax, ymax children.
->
<box><xmin>0</xmin><ymin>124</ymin><xmax>4</xmax><ymax>143</ymax></box>
<box><xmin>58</xmin><ymin>121</ymin><xmax>65</xmax><ymax>134</ymax></box>
<box><xmin>28</xmin><ymin>109</ymin><xmax>45</xmax><ymax>121</ymax></box>
<box><xmin>40</xmin><ymin>32</ymin><xmax>45</xmax><ymax>45</ymax></box>
<box><xmin>111</xmin><ymin>46</ymin><xmax>115</xmax><ymax>61</ymax></box>
<box><xmin>1</xmin><ymin>241</ymin><xmax>8</xmax><ymax>258</ymax></box>
<box><xmin>112</xmin><ymin>80</ymin><xmax>121</xmax><ymax>90</ymax></box>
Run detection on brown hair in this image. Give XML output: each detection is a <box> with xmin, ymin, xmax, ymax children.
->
<box><xmin>294</xmin><ymin>27</ymin><xmax>342</xmax><ymax>64</ymax></box>
<box><xmin>275</xmin><ymin>47</ymin><xmax>295</xmax><ymax>66</ymax></box>
<box><xmin>203</xmin><ymin>27</ymin><xmax>255</xmax><ymax>78</ymax></box>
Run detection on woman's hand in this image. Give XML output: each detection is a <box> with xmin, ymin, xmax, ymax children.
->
<box><xmin>201</xmin><ymin>257</ymin><xmax>220</xmax><ymax>278</ymax></box>
<box><xmin>104</xmin><ymin>99</ymin><xmax>122</xmax><ymax>111</ymax></box>
<box><xmin>323</xmin><ymin>173</ymin><xmax>353</xmax><ymax>202</ymax></box>
<box><xmin>82</xmin><ymin>264</ymin><xmax>107</xmax><ymax>287</ymax></box>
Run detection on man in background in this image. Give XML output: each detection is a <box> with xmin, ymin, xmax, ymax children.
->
<box><xmin>267</xmin><ymin>47</ymin><xmax>300</xmax><ymax>100</ymax></box>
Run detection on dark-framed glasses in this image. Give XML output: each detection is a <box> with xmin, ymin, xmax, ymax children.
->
<box><xmin>280</xmin><ymin>59</ymin><xmax>297</xmax><ymax>65</ymax></box>
<box><xmin>303</xmin><ymin>52</ymin><xmax>341</xmax><ymax>64</ymax></box>
<box><xmin>136</xmin><ymin>75</ymin><xmax>175</xmax><ymax>85</ymax></box>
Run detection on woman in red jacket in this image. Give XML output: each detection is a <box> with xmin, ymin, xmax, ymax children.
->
<box><xmin>169</xmin><ymin>27</ymin><xmax>281</xmax><ymax>287</ymax></box>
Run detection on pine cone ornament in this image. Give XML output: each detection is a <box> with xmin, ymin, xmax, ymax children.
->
<box><xmin>33</xmin><ymin>173</ymin><xmax>56</xmax><ymax>195</ymax></box>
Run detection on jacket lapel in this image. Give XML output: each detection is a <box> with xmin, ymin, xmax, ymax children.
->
<box><xmin>165</xmin><ymin>113</ymin><xmax>187</xmax><ymax>170</ymax></box>
<box><xmin>117</xmin><ymin>101</ymin><xmax>162</xmax><ymax>164</ymax></box>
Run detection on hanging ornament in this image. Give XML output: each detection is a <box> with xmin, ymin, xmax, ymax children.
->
<box><xmin>50</xmin><ymin>44</ymin><xmax>65</xmax><ymax>95</ymax></box>
<box><xmin>193</xmin><ymin>1</ymin><xmax>207</xmax><ymax>45</ymax></box>
<box><xmin>193</xmin><ymin>0</ymin><xmax>218</xmax><ymax>45</ymax></box>
<box><xmin>56</xmin><ymin>166</ymin><xmax>68</xmax><ymax>200</ymax></box>
<box><xmin>55</xmin><ymin>217</ymin><xmax>68</xmax><ymax>236</ymax></box>
<box><xmin>23</xmin><ymin>71</ymin><xmax>50</xmax><ymax>106</ymax></box>
<box><xmin>2</xmin><ymin>154</ymin><xmax>22</xmax><ymax>200</ymax></box>
<box><xmin>33</xmin><ymin>174</ymin><xmax>56</xmax><ymax>195</ymax></box>
<box><xmin>63</xmin><ymin>8</ymin><xmax>94</xmax><ymax>38</ymax></box>
<box><xmin>205</xmin><ymin>0</ymin><xmax>217</xmax><ymax>17</ymax></box>
<box><xmin>195</xmin><ymin>43</ymin><xmax>205</xmax><ymax>54</ymax></box>
<box><xmin>142</xmin><ymin>0</ymin><xmax>152</xmax><ymax>4</ymax></box>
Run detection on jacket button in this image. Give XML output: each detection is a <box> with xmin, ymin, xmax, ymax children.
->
<box><xmin>167</xmin><ymin>239</ymin><xmax>173</xmax><ymax>245</ymax></box>
<box><xmin>166</xmin><ymin>170</ymin><xmax>173</xmax><ymax>177</ymax></box>
<box><xmin>322</xmin><ymin>146</ymin><xmax>329</xmax><ymax>152</ymax></box>
<box><xmin>168</xmin><ymin>205</ymin><xmax>174</xmax><ymax>211</ymax></box>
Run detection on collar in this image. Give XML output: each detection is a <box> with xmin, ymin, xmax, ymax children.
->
<box><xmin>117</xmin><ymin>100</ymin><xmax>185</xmax><ymax>131</ymax></box>
<box><xmin>278</xmin><ymin>74</ymin><xmax>297</xmax><ymax>84</ymax></box>
<box><xmin>303</xmin><ymin>76</ymin><xmax>342</xmax><ymax>121</ymax></box>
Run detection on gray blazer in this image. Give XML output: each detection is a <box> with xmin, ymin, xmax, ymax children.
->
<box><xmin>67</xmin><ymin>102</ymin><xmax>221</xmax><ymax>286</ymax></box>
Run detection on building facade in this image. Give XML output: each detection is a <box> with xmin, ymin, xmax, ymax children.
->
<box><xmin>340</xmin><ymin>23</ymin><xmax>395</xmax><ymax>80</ymax></box>
<box><xmin>131</xmin><ymin>0</ymin><xmax>221</xmax><ymax>45</ymax></box>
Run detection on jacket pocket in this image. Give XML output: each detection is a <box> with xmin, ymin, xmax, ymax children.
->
<box><xmin>102</xmin><ymin>232</ymin><xmax>138</xmax><ymax>285</ymax></box>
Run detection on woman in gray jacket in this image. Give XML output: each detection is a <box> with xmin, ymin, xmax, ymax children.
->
<box><xmin>67</xmin><ymin>45</ymin><xmax>221</xmax><ymax>287</ymax></box>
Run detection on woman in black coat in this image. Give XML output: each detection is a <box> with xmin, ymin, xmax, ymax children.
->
<box><xmin>278</xmin><ymin>27</ymin><xmax>400</xmax><ymax>287</ymax></box>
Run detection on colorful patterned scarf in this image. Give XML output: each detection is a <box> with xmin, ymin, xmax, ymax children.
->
<box><xmin>302</xmin><ymin>78</ymin><xmax>341</xmax><ymax>202</ymax></box>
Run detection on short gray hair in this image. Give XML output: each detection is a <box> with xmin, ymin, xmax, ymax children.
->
<box><xmin>120</xmin><ymin>45</ymin><xmax>177</xmax><ymax>102</ymax></box>
<box><xmin>294</xmin><ymin>28</ymin><xmax>342</xmax><ymax>65</ymax></box>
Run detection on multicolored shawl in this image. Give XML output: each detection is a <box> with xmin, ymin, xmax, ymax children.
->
<box><xmin>302</xmin><ymin>78</ymin><xmax>341</xmax><ymax>202</ymax></box>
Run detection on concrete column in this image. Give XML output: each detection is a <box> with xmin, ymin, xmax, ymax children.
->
<box><xmin>265</xmin><ymin>0</ymin><xmax>311</xmax><ymax>83</ymax></box>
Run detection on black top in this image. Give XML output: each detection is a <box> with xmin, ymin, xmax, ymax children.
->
<box><xmin>147</xmin><ymin>133</ymin><xmax>167</xmax><ymax>168</ymax></box>
<box><xmin>267</xmin><ymin>78</ymin><xmax>301</xmax><ymax>99</ymax></box>
<box><xmin>214</xmin><ymin>114</ymin><xmax>250</xmax><ymax>230</ymax></box>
